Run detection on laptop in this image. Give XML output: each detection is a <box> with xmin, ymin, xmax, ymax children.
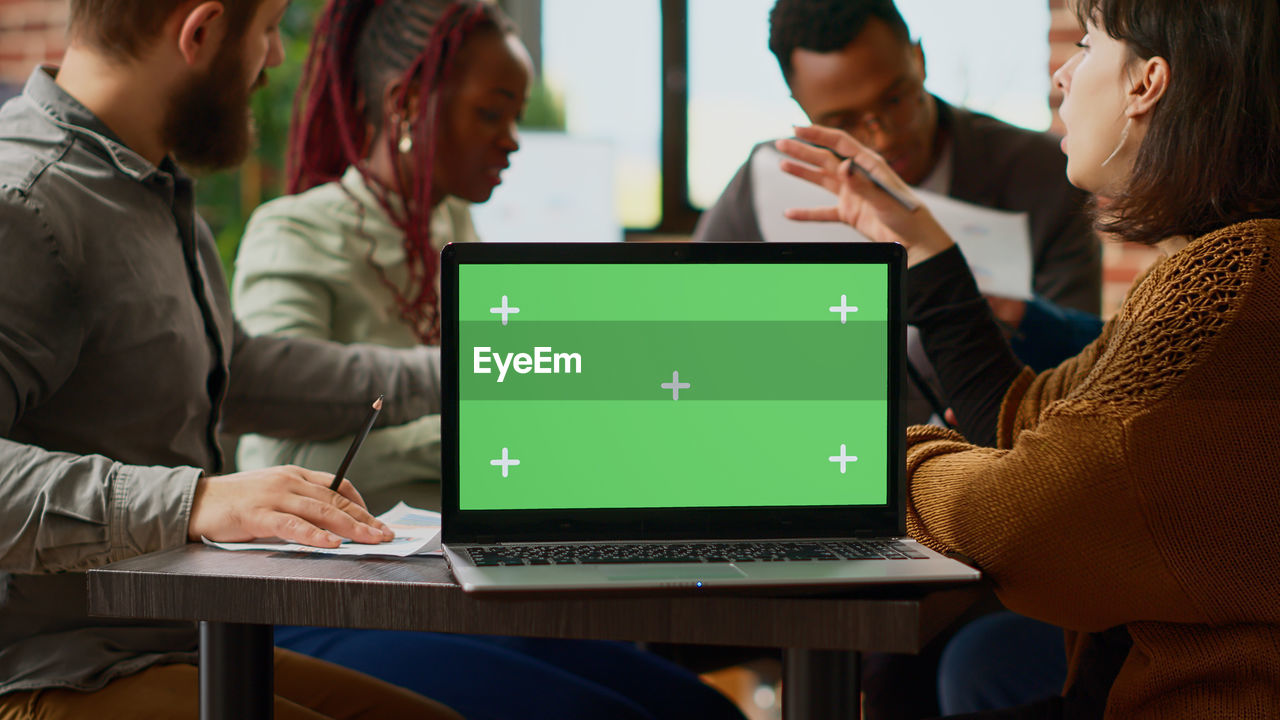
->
<box><xmin>440</xmin><ymin>241</ymin><xmax>980</xmax><ymax>593</ymax></box>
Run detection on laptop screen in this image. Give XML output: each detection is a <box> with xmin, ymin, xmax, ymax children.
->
<box><xmin>442</xmin><ymin>242</ymin><xmax>906</xmax><ymax>541</ymax></box>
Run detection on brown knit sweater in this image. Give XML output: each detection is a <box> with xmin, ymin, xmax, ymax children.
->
<box><xmin>905</xmin><ymin>219</ymin><xmax>1280</xmax><ymax>719</ymax></box>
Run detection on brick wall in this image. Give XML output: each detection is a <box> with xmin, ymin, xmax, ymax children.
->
<box><xmin>1048</xmin><ymin>0</ymin><xmax>1161</xmax><ymax>318</ymax></box>
<box><xmin>0</xmin><ymin>0</ymin><xmax>65</xmax><ymax>96</ymax></box>
<box><xmin>1047</xmin><ymin>0</ymin><xmax>1074</xmax><ymax>136</ymax></box>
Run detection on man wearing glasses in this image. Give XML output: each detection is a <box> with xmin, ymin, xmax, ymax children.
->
<box><xmin>693</xmin><ymin>1</ymin><xmax>1096</xmax><ymax>719</ymax></box>
<box><xmin>697</xmin><ymin>0</ymin><xmax>1101</xmax><ymax>418</ymax></box>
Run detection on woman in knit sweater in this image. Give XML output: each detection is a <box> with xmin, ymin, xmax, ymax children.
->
<box><xmin>778</xmin><ymin>1</ymin><xmax>1280</xmax><ymax>718</ymax></box>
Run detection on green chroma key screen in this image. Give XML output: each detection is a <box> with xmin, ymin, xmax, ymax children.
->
<box><xmin>458</xmin><ymin>263</ymin><xmax>890</xmax><ymax>511</ymax></box>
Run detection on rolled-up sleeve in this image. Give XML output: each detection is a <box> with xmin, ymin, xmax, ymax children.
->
<box><xmin>0</xmin><ymin>437</ymin><xmax>198</xmax><ymax>573</ymax></box>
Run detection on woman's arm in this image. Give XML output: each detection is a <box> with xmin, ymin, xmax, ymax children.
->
<box><xmin>907</xmin><ymin>248</ymin><xmax>1111</xmax><ymax>445</ymax></box>
<box><xmin>906</xmin><ymin>246</ymin><xmax>1024</xmax><ymax>445</ymax></box>
<box><xmin>227</xmin><ymin>203</ymin><xmax>441</xmax><ymax>447</ymax></box>
<box><xmin>776</xmin><ymin>125</ymin><xmax>1111</xmax><ymax>445</ymax></box>
<box><xmin>904</xmin><ymin>416</ymin><xmax>1202</xmax><ymax>632</ymax></box>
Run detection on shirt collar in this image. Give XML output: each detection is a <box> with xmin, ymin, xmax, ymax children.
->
<box><xmin>338</xmin><ymin>165</ymin><xmax>464</xmax><ymax>252</ymax></box>
<box><xmin>23</xmin><ymin>65</ymin><xmax>178</xmax><ymax>184</ymax></box>
<box><xmin>917</xmin><ymin>135</ymin><xmax>952</xmax><ymax>195</ymax></box>
<box><xmin>339</xmin><ymin>165</ymin><xmax>383</xmax><ymax>210</ymax></box>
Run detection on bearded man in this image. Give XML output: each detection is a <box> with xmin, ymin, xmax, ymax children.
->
<box><xmin>0</xmin><ymin>1</ymin><xmax>458</xmax><ymax>716</ymax></box>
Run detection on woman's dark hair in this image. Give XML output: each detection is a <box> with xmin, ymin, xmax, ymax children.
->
<box><xmin>1074</xmin><ymin>0</ymin><xmax>1280</xmax><ymax>245</ymax></box>
<box><xmin>288</xmin><ymin>0</ymin><xmax>512</xmax><ymax>344</ymax></box>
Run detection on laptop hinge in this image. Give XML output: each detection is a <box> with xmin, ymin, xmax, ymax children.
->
<box><xmin>852</xmin><ymin>529</ymin><xmax>880</xmax><ymax>538</ymax></box>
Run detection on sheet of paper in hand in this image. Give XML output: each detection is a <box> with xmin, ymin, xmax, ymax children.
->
<box><xmin>750</xmin><ymin>145</ymin><xmax>1033</xmax><ymax>300</ymax></box>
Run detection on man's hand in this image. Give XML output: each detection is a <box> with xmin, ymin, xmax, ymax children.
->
<box><xmin>188</xmin><ymin>466</ymin><xmax>395</xmax><ymax>548</ymax></box>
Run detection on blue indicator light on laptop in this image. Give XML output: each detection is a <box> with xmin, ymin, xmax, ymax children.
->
<box><xmin>696</xmin><ymin>581</ymin><xmax>703</xmax><ymax>589</ymax></box>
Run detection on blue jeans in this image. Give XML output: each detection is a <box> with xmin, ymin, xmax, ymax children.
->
<box><xmin>274</xmin><ymin>626</ymin><xmax>745</xmax><ymax>720</ymax></box>
<box><xmin>937</xmin><ymin>612</ymin><xmax>1067</xmax><ymax>715</ymax></box>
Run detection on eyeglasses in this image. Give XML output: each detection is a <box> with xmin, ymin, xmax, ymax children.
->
<box><xmin>839</xmin><ymin>84</ymin><xmax>927</xmax><ymax>142</ymax></box>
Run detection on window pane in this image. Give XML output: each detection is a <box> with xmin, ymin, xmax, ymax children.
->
<box><xmin>688</xmin><ymin>0</ymin><xmax>806</xmax><ymax>210</ymax></box>
<box><xmin>897</xmin><ymin>0</ymin><xmax>1051</xmax><ymax>131</ymax></box>
<box><xmin>541</xmin><ymin>0</ymin><xmax>661</xmax><ymax>228</ymax></box>
<box><xmin>688</xmin><ymin>0</ymin><xmax>1052</xmax><ymax>210</ymax></box>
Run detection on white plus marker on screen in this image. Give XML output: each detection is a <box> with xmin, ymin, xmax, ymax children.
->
<box><xmin>490</xmin><ymin>448</ymin><xmax>520</xmax><ymax>478</ymax></box>
<box><xmin>660</xmin><ymin>371</ymin><xmax>692</xmax><ymax>401</ymax></box>
<box><xmin>828</xmin><ymin>295</ymin><xmax>859</xmax><ymax>324</ymax></box>
<box><xmin>490</xmin><ymin>296</ymin><xmax>520</xmax><ymax>325</ymax></box>
<box><xmin>828</xmin><ymin>444</ymin><xmax>858</xmax><ymax>474</ymax></box>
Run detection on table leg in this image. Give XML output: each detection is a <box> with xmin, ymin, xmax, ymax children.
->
<box><xmin>782</xmin><ymin>649</ymin><xmax>861</xmax><ymax>720</ymax></box>
<box><xmin>199</xmin><ymin>621</ymin><xmax>273</xmax><ymax>720</ymax></box>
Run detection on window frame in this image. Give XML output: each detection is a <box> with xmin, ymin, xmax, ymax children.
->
<box><xmin>502</xmin><ymin>0</ymin><xmax>698</xmax><ymax>237</ymax></box>
<box><xmin>656</xmin><ymin>0</ymin><xmax>699</xmax><ymax>236</ymax></box>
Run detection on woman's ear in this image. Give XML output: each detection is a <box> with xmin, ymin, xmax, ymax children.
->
<box><xmin>175</xmin><ymin>1</ymin><xmax>227</xmax><ymax>68</ymax></box>
<box><xmin>1125</xmin><ymin>55</ymin><xmax>1170</xmax><ymax>120</ymax></box>
<box><xmin>380</xmin><ymin>78</ymin><xmax>426</xmax><ymax>139</ymax></box>
<box><xmin>381</xmin><ymin>78</ymin><xmax>405</xmax><ymax>131</ymax></box>
<box><xmin>383</xmin><ymin>79</ymin><xmax>424</xmax><ymax>124</ymax></box>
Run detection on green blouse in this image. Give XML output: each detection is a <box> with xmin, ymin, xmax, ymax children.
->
<box><xmin>232</xmin><ymin>167</ymin><xmax>477</xmax><ymax>512</ymax></box>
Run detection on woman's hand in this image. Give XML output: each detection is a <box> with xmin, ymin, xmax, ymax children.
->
<box><xmin>776</xmin><ymin>125</ymin><xmax>955</xmax><ymax>266</ymax></box>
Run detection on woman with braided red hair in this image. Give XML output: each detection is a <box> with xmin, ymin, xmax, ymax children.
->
<box><xmin>232</xmin><ymin>2</ymin><xmax>748</xmax><ymax>719</ymax></box>
<box><xmin>233</xmin><ymin>0</ymin><xmax>523</xmax><ymax>515</ymax></box>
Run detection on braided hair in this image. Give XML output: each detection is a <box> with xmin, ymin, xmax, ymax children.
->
<box><xmin>288</xmin><ymin>0</ymin><xmax>511</xmax><ymax>344</ymax></box>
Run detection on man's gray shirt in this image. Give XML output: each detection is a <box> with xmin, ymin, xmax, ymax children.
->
<box><xmin>0</xmin><ymin>68</ymin><xmax>442</xmax><ymax>694</ymax></box>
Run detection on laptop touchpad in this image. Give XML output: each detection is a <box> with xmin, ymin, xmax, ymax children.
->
<box><xmin>602</xmin><ymin>566</ymin><xmax>747</xmax><ymax>582</ymax></box>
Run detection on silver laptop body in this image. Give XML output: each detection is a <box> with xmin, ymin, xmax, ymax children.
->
<box><xmin>440</xmin><ymin>241</ymin><xmax>979</xmax><ymax>593</ymax></box>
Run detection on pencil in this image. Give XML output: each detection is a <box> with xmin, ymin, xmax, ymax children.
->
<box><xmin>329</xmin><ymin>395</ymin><xmax>383</xmax><ymax>492</ymax></box>
<box><xmin>794</xmin><ymin>138</ymin><xmax>920</xmax><ymax>212</ymax></box>
<box><xmin>844</xmin><ymin>157</ymin><xmax>921</xmax><ymax>212</ymax></box>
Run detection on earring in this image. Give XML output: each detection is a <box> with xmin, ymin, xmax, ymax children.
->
<box><xmin>398</xmin><ymin>120</ymin><xmax>414</xmax><ymax>155</ymax></box>
<box><xmin>1100</xmin><ymin>117</ymin><xmax>1132</xmax><ymax>167</ymax></box>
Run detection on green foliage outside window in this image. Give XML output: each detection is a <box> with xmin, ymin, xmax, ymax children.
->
<box><xmin>521</xmin><ymin>79</ymin><xmax>567</xmax><ymax>131</ymax></box>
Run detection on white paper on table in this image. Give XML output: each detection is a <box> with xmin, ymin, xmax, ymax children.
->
<box><xmin>750</xmin><ymin>145</ymin><xmax>1033</xmax><ymax>300</ymax></box>
<box><xmin>204</xmin><ymin>502</ymin><xmax>442</xmax><ymax>557</ymax></box>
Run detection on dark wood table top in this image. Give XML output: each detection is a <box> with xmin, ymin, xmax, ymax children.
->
<box><xmin>88</xmin><ymin>545</ymin><xmax>983</xmax><ymax>653</ymax></box>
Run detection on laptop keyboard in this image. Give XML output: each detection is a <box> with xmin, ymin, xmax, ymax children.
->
<box><xmin>467</xmin><ymin>540</ymin><xmax>929</xmax><ymax>566</ymax></box>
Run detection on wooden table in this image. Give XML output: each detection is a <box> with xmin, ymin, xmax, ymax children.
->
<box><xmin>88</xmin><ymin>545</ymin><xmax>981</xmax><ymax>720</ymax></box>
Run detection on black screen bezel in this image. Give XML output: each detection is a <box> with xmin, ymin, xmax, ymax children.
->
<box><xmin>440</xmin><ymin>241</ymin><xmax>907</xmax><ymax>543</ymax></box>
